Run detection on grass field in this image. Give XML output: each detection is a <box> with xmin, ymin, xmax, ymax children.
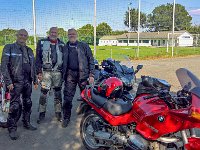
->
<box><xmin>1</xmin><ymin>45</ymin><xmax>200</xmax><ymax>62</ymax></box>
<box><xmin>91</xmin><ymin>46</ymin><xmax>200</xmax><ymax>61</ymax></box>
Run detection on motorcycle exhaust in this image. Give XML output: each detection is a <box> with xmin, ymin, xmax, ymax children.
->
<box><xmin>93</xmin><ymin>130</ymin><xmax>127</xmax><ymax>145</ymax></box>
<box><xmin>93</xmin><ymin>130</ymin><xmax>149</xmax><ymax>150</ymax></box>
<box><xmin>127</xmin><ymin>134</ymin><xmax>149</xmax><ymax>150</ymax></box>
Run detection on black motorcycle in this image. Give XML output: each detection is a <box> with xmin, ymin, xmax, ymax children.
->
<box><xmin>94</xmin><ymin>58</ymin><xmax>143</xmax><ymax>92</ymax></box>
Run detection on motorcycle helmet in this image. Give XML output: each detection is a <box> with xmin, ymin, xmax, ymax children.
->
<box><xmin>97</xmin><ymin>77</ymin><xmax>123</xmax><ymax>99</ymax></box>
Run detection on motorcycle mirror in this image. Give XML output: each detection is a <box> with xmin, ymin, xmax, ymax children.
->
<box><xmin>134</xmin><ymin>64</ymin><xmax>143</xmax><ymax>74</ymax></box>
<box><xmin>137</xmin><ymin>64</ymin><xmax>143</xmax><ymax>70</ymax></box>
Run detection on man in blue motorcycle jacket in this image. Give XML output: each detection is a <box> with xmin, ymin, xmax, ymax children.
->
<box><xmin>62</xmin><ymin>28</ymin><xmax>95</xmax><ymax>128</ymax></box>
<box><xmin>1</xmin><ymin>29</ymin><xmax>38</xmax><ymax>140</ymax></box>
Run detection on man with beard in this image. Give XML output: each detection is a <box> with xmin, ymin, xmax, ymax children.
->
<box><xmin>62</xmin><ymin>28</ymin><xmax>95</xmax><ymax>127</ymax></box>
<box><xmin>36</xmin><ymin>27</ymin><xmax>64</xmax><ymax>123</ymax></box>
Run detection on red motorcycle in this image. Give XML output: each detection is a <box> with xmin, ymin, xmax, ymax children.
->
<box><xmin>78</xmin><ymin>68</ymin><xmax>200</xmax><ymax>150</ymax></box>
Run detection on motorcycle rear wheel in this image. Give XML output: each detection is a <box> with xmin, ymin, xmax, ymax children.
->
<box><xmin>80</xmin><ymin>110</ymin><xmax>107</xmax><ymax>150</ymax></box>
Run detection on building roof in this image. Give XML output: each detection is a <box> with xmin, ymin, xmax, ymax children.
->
<box><xmin>100</xmin><ymin>31</ymin><xmax>192</xmax><ymax>40</ymax></box>
<box><xmin>100</xmin><ymin>35</ymin><xmax>118</xmax><ymax>40</ymax></box>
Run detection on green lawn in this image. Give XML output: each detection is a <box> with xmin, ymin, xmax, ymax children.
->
<box><xmin>0</xmin><ymin>45</ymin><xmax>200</xmax><ymax>62</ymax></box>
<box><xmin>90</xmin><ymin>46</ymin><xmax>200</xmax><ymax>61</ymax></box>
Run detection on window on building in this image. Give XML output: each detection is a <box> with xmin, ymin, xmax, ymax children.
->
<box><xmin>163</xmin><ymin>40</ymin><xmax>165</xmax><ymax>45</ymax></box>
<box><xmin>143</xmin><ymin>40</ymin><xmax>149</xmax><ymax>43</ymax></box>
<box><xmin>158</xmin><ymin>40</ymin><xmax>161</xmax><ymax>46</ymax></box>
<box><xmin>182</xmin><ymin>36</ymin><xmax>190</xmax><ymax>38</ymax></box>
<box><xmin>118</xmin><ymin>40</ymin><xmax>122</xmax><ymax>43</ymax></box>
<box><xmin>123</xmin><ymin>40</ymin><xmax>128</xmax><ymax>43</ymax></box>
<box><xmin>130</xmin><ymin>40</ymin><xmax>134</xmax><ymax>43</ymax></box>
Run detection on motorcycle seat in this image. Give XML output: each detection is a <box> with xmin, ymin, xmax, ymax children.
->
<box><xmin>91</xmin><ymin>88</ymin><xmax>133</xmax><ymax>116</ymax></box>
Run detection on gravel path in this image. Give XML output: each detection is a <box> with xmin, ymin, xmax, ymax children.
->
<box><xmin>0</xmin><ymin>55</ymin><xmax>200</xmax><ymax>150</ymax></box>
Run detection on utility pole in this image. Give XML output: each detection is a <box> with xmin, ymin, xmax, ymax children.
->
<box><xmin>167</xmin><ymin>33</ymin><xmax>170</xmax><ymax>53</ymax></box>
<box><xmin>128</xmin><ymin>2</ymin><xmax>132</xmax><ymax>46</ymax></box>
<box><xmin>129</xmin><ymin>3</ymin><xmax>131</xmax><ymax>30</ymax></box>
<box><xmin>172</xmin><ymin>0</ymin><xmax>175</xmax><ymax>57</ymax></box>
<box><xmin>94</xmin><ymin>0</ymin><xmax>97</xmax><ymax>58</ymax></box>
<box><xmin>137</xmin><ymin>0</ymin><xmax>141</xmax><ymax>57</ymax></box>
<box><xmin>32</xmin><ymin>0</ymin><xmax>37</xmax><ymax>50</ymax></box>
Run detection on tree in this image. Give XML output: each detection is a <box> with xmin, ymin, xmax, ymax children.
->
<box><xmin>188</xmin><ymin>25</ymin><xmax>200</xmax><ymax>34</ymax></box>
<box><xmin>147</xmin><ymin>3</ymin><xmax>192</xmax><ymax>31</ymax></box>
<box><xmin>0</xmin><ymin>28</ymin><xmax>17</xmax><ymax>45</ymax></box>
<box><xmin>188</xmin><ymin>25</ymin><xmax>200</xmax><ymax>46</ymax></box>
<box><xmin>27</xmin><ymin>36</ymin><xmax>40</xmax><ymax>46</ymax></box>
<box><xmin>77</xmin><ymin>24</ymin><xmax>94</xmax><ymax>45</ymax></box>
<box><xmin>112</xmin><ymin>30</ymin><xmax>128</xmax><ymax>35</ymax></box>
<box><xmin>124</xmin><ymin>8</ymin><xmax>147</xmax><ymax>31</ymax></box>
<box><xmin>96</xmin><ymin>22</ymin><xmax>112</xmax><ymax>37</ymax></box>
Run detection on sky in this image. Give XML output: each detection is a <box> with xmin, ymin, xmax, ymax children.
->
<box><xmin>0</xmin><ymin>0</ymin><xmax>199</xmax><ymax>36</ymax></box>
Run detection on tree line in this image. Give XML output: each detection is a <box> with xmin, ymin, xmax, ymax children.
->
<box><xmin>0</xmin><ymin>23</ymin><xmax>125</xmax><ymax>46</ymax></box>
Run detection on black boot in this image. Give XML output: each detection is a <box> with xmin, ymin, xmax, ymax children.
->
<box><xmin>55</xmin><ymin>112</ymin><xmax>62</xmax><ymax>122</ymax></box>
<box><xmin>37</xmin><ymin>112</ymin><xmax>45</xmax><ymax>124</ymax></box>
<box><xmin>62</xmin><ymin>102</ymin><xmax>72</xmax><ymax>128</ymax></box>
<box><xmin>23</xmin><ymin>122</ymin><xmax>37</xmax><ymax>131</ymax></box>
<box><xmin>9</xmin><ymin>130</ymin><xmax>19</xmax><ymax>140</ymax></box>
<box><xmin>62</xmin><ymin>118</ymin><xmax>70</xmax><ymax>128</ymax></box>
<box><xmin>22</xmin><ymin>112</ymin><xmax>37</xmax><ymax>130</ymax></box>
<box><xmin>62</xmin><ymin>112</ymin><xmax>71</xmax><ymax>128</ymax></box>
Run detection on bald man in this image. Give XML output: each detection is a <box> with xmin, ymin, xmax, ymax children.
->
<box><xmin>1</xmin><ymin>29</ymin><xmax>38</xmax><ymax>140</ymax></box>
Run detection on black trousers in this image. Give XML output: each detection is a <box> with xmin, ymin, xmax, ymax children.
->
<box><xmin>63</xmin><ymin>70</ymin><xmax>87</xmax><ymax>120</ymax></box>
<box><xmin>7</xmin><ymin>80</ymin><xmax>32</xmax><ymax>132</ymax></box>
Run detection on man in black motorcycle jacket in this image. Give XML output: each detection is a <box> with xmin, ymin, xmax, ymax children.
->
<box><xmin>62</xmin><ymin>28</ymin><xmax>95</xmax><ymax>127</ymax></box>
<box><xmin>1</xmin><ymin>29</ymin><xmax>38</xmax><ymax>140</ymax></box>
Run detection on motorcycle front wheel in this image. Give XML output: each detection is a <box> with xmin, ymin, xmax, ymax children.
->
<box><xmin>80</xmin><ymin>110</ymin><xmax>106</xmax><ymax>150</ymax></box>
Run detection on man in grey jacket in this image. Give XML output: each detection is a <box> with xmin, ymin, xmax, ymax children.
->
<box><xmin>35</xmin><ymin>27</ymin><xmax>64</xmax><ymax>123</ymax></box>
<box><xmin>1</xmin><ymin>29</ymin><xmax>38</xmax><ymax>140</ymax></box>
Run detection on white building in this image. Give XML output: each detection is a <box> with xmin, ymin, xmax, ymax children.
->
<box><xmin>177</xmin><ymin>32</ymin><xmax>194</xmax><ymax>47</ymax></box>
<box><xmin>98</xmin><ymin>35</ymin><xmax>118</xmax><ymax>46</ymax></box>
<box><xmin>99</xmin><ymin>31</ymin><xmax>193</xmax><ymax>47</ymax></box>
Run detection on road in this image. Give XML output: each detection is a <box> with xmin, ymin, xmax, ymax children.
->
<box><xmin>0</xmin><ymin>55</ymin><xmax>200</xmax><ymax>150</ymax></box>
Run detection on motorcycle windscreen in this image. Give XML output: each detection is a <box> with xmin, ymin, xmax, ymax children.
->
<box><xmin>176</xmin><ymin>68</ymin><xmax>200</xmax><ymax>97</ymax></box>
